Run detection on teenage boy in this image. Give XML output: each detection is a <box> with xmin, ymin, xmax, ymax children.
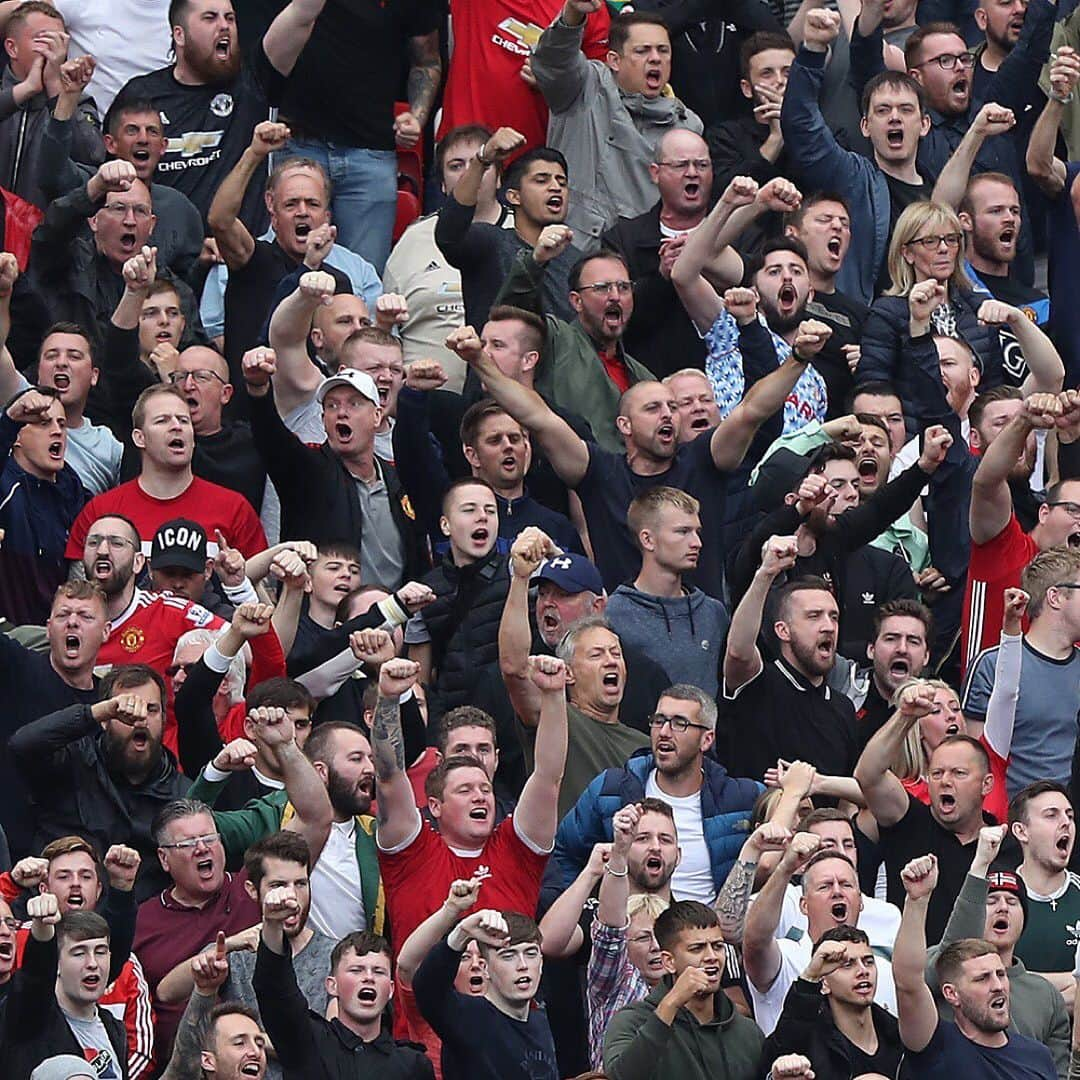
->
<box><xmin>413</xmin><ymin>908</ymin><xmax>557</xmax><ymax>1080</ymax></box>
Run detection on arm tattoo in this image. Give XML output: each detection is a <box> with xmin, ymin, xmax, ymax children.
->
<box><xmin>160</xmin><ymin>989</ymin><xmax>216</xmax><ymax>1080</ymax></box>
<box><xmin>406</xmin><ymin>33</ymin><xmax>441</xmax><ymax>126</ymax></box>
<box><xmin>715</xmin><ymin>860</ymin><xmax>757</xmax><ymax>945</ymax></box>
<box><xmin>372</xmin><ymin>695</ymin><xmax>406</xmax><ymax>782</ymax></box>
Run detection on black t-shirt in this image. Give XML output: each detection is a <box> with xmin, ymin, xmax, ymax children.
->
<box><xmin>194</xmin><ymin>422</ymin><xmax>266</xmax><ymax>513</ymax></box>
<box><xmin>848</xmin><ymin>1034</ymin><xmax>902</xmax><ymax>1078</ymax></box>
<box><xmin>877</xmin><ymin>173</ymin><xmax>933</xmax><ymax>293</ymax></box>
<box><xmin>805</xmin><ymin>288</ymin><xmax>868</xmax><ymax>417</ymax></box>
<box><xmin>879</xmin><ymin>796</ymin><xmax>990</xmax><ymax>946</ymax></box>
<box><xmin>720</xmin><ymin>655</ymin><xmax>859</xmax><ymax>782</ymax></box>
<box><xmin>968</xmin><ymin>270</ymin><xmax>1049</xmax><ymax>386</ymax></box>
<box><xmin>119</xmin><ymin>41</ymin><xmax>285</xmax><ymax>227</ymax></box>
<box><xmin>278</xmin><ymin>0</ymin><xmax>440</xmax><ymax>148</ymax></box>
<box><xmin>576</xmin><ymin>431</ymin><xmax>753</xmax><ymax>598</ymax></box>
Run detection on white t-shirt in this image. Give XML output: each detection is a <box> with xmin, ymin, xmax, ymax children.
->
<box><xmin>308</xmin><ymin>818</ymin><xmax>367</xmax><ymax>940</ymax></box>
<box><xmin>748</xmin><ymin>933</ymin><xmax>897</xmax><ymax>1036</ymax></box>
<box><xmin>63</xmin><ymin>1007</ymin><xmax>123</xmax><ymax>1078</ymax></box>
<box><xmin>644</xmin><ymin>770</ymin><xmax>715</xmax><ymax>904</ymax></box>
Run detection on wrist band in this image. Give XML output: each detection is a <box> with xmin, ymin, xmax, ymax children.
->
<box><xmin>605</xmin><ymin>863</ymin><xmax>629</xmax><ymax>877</ymax></box>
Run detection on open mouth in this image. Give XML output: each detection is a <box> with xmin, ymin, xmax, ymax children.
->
<box><xmin>155</xmin><ymin>329</ymin><xmax>173</xmax><ymax>342</ymax></box>
<box><xmin>602</xmin><ymin>671</ymin><xmax>620</xmax><ymax>689</ymax></box>
<box><xmin>990</xmin><ymin>993</ymin><xmax>1007</xmax><ymax>1010</ymax></box>
<box><xmin>167</xmin><ymin>435</ymin><xmax>186</xmax><ymax>451</ymax></box>
<box><xmin>992</xmin><ymin>916</ymin><xmax>1010</xmax><ymax>933</ymax></box>
<box><xmin>52</xmin><ymin>372</ymin><xmax>70</xmax><ymax>390</ymax></box>
<box><xmin>196</xmin><ymin>857</ymin><xmax>215</xmax><ymax>878</ymax></box>
<box><xmin>950</xmin><ymin>77</ymin><xmax>969</xmax><ymax>97</ymax></box>
<box><xmin>944</xmin><ymin>722</ymin><xmax>960</xmax><ymax>736</ymax></box>
<box><xmin>214</xmin><ymin>34</ymin><xmax>231</xmax><ymax>58</ymax></box>
<box><xmin>500</xmin><ymin>453</ymin><xmax>517</xmax><ymax>471</ymax></box>
<box><xmin>831</xmin><ymin>901</ymin><xmax>848</xmax><ymax>921</ymax></box>
<box><xmin>690</xmin><ymin>415</ymin><xmax>710</xmax><ymax>430</ymax></box>
<box><xmin>67</xmin><ymin>892</ymin><xmax>84</xmax><ymax>908</ymax></box>
<box><xmin>1057</xmin><ymin>834</ymin><xmax>1071</xmax><ymax>854</ymax></box>
<box><xmin>0</xmin><ymin>942</ymin><xmax>12</xmax><ymax>961</ymax></box>
<box><xmin>119</xmin><ymin>232</ymin><xmax>138</xmax><ymax>252</ymax></box>
<box><xmin>239</xmin><ymin>1062</ymin><xmax>261</xmax><ymax>1078</ymax></box>
<box><xmin>540</xmin><ymin>609</ymin><xmax>560</xmax><ymax>634</ymax></box>
<box><xmin>645</xmin><ymin>854</ymin><xmax>663</xmax><ymax>872</ymax></box>
<box><xmin>655</xmin><ymin>739</ymin><xmax>676</xmax><ymax>756</ymax></box>
<box><xmin>857</xmin><ymin>456</ymin><xmax>879</xmax><ymax>482</ymax></box>
<box><xmin>355</xmin><ymin>777</ymin><xmax>374</xmax><ymax>799</ymax></box>
<box><xmin>999</xmin><ymin>227</ymin><xmax>1015</xmax><ymax>247</ymax></box>
<box><xmin>65</xmin><ymin>633</ymin><xmax>81</xmax><ymax>656</ymax></box>
<box><xmin>294</xmin><ymin>222</ymin><xmax>311</xmax><ymax>238</ymax></box>
<box><xmin>470</xmin><ymin>527</ymin><xmax>489</xmax><ymax>545</ymax></box>
<box><xmin>827</xmin><ymin>236</ymin><xmax>842</xmax><ymax>257</ymax></box>
<box><xmin>546</xmin><ymin>194</ymin><xmax>563</xmax><ymax>213</ymax></box>
<box><xmin>132</xmin><ymin>148</ymin><xmax>150</xmax><ymax>163</ymax></box>
<box><xmin>93</xmin><ymin>557</ymin><xmax>112</xmax><ymax>577</ymax></box>
<box><xmin>886</xmin><ymin>129</ymin><xmax>904</xmax><ymax>148</ymax></box>
<box><xmin>778</xmin><ymin>283</ymin><xmax>798</xmax><ymax>308</ymax></box>
<box><xmin>468</xmin><ymin>806</ymin><xmax>489</xmax><ymax>821</ymax></box>
<box><xmin>357</xmin><ymin>987</ymin><xmax>378</xmax><ymax>1004</ymax></box>
<box><xmin>468</xmin><ymin>974</ymin><xmax>485</xmax><ymax>991</ymax></box>
<box><xmin>853</xmin><ymin>979</ymin><xmax>873</xmax><ymax>994</ymax></box>
<box><xmin>657</xmin><ymin>421</ymin><xmax>675</xmax><ymax>441</ymax></box>
<box><xmin>82</xmin><ymin>973</ymin><xmax>101</xmax><ymax>990</ymax></box>
<box><xmin>888</xmin><ymin>659</ymin><xmax>909</xmax><ymax>680</ymax></box>
<box><xmin>684</xmin><ymin>180</ymin><xmax>701</xmax><ymax>199</ymax></box>
<box><xmin>131</xmin><ymin>730</ymin><xmax>149</xmax><ymax>749</ymax></box>
<box><xmin>514</xmin><ymin>975</ymin><xmax>533</xmax><ymax>990</ymax></box>
<box><xmin>816</xmin><ymin>636</ymin><xmax>835</xmax><ymax>657</ymax></box>
<box><xmin>939</xmin><ymin>793</ymin><xmax>956</xmax><ymax>811</ymax></box>
<box><xmin>47</xmin><ymin>439</ymin><xmax>63</xmax><ymax>460</ymax></box>
<box><xmin>702</xmin><ymin>963</ymin><xmax>720</xmax><ymax>981</ymax></box>
<box><xmin>1068</xmin><ymin>532</ymin><xmax>1080</xmax><ymax>549</ymax></box>
<box><xmin>603</xmin><ymin>301</ymin><xmax>623</xmax><ymax>327</ymax></box>
<box><xmin>335</xmin><ymin>422</ymin><xmax>353</xmax><ymax>442</ymax></box>
<box><xmin>645</xmin><ymin>67</ymin><xmax>663</xmax><ymax>89</ymax></box>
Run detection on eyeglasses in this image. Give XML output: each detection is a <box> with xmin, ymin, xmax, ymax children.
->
<box><xmin>85</xmin><ymin>533</ymin><xmax>137</xmax><ymax>551</ymax></box>
<box><xmin>913</xmin><ymin>50</ymin><xmax>976</xmax><ymax>70</ymax></box>
<box><xmin>165</xmin><ymin>661</ymin><xmax>197</xmax><ymax>678</ymax></box>
<box><xmin>1047</xmin><ymin>501</ymin><xmax>1080</xmax><ymax>520</ymax></box>
<box><xmin>648</xmin><ymin>713</ymin><xmax>710</xmax><ymax>733</ymax></box>
<box><xmin>656</xmin><ymin>158</ymin><xmax>711</xmax><ymax>172</ymax></box>
<box><xmin>1052</xmin><ymin>582</ymin><xmax>1080</xmax><ymax>592</ymax></box>
<box><xmin>159</xmin><ymin>832</ymin><xmax>220</xmax><ymax>850</ymax></box>
<box><xmin>101</xmin><ymin>202</ymin><xmax>153</xmax><ymax>218</ymax></box>
<box><xmin>905</xmin><ymin>232</ymin><xmax>963</xmax><ymax>250</ymax></box>
<box><xmin>576</xmin><ymin>280</ymin><xmax>635</xmax><ymax>297</ymax></box>
<box><xmin>167</xmin><ymin>369</ymin><xmax>226</xmax><ymax>386</ymax></box>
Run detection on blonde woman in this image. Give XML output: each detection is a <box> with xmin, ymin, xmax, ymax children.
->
<box><xmin>857</xmin><ymin>200</ymin><xmax>1008</xmax><ymax>405</ymax></box>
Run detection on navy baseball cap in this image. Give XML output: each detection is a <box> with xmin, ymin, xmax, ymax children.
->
<box><xmin>535</xmin><ymin>552</ymin><xmax>604</xmax><ymax>595</ymax></box>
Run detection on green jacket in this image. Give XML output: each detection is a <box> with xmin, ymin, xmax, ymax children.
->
<box><xmin>926</xmin><ymin>872</ymin><xmax>1070</xmax><ymax>1080</ymax></box>
<box><xmin>750</xmin><ymin>418</ymin><xmax>931</xmax><ymax>572</ymax></box>
<box><xmin>602</xmin><ymin>976</ymin><xmax>764</xmax><ymax>1080</ymax></box>
<box><xmin>494</xmin><ymin>248</ymin><xmax>656</xmax><ymax>453</ymax></box>
<box><xmin>186</xmin><ymin>775</ymin><xmax>386</xmax><ymax>937</ymax></box>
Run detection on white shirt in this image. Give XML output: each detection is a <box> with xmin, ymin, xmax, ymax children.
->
<box><xmin>54</xmin><ymin>0</ymin><xmax>172</xmax><ymax>112</ymax></box>
<box><xmin>644</xmin><ymin>770</ymin><xmax>715</xmax><ymax>904</ymax></box>
<box><xmin>748</xmin><ymin>933</ymin><xmax>896</xmax><ymax>1036</ymax></box>
<box><xmin>308</xmin><ymin>818</ymin><xmax>367</xmax><ymax>940</ymax></box>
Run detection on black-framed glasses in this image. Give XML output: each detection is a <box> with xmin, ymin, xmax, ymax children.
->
<box><xmin>1052</xmin><ymin>582</ymin><xmax>1080</xmax><ymax>592</ymax></box>
<box><xmin>165</xmin><ymin>661</ymin><xmax>197</xmax><ymax>678</ymax></box>
<box><xmin>649</xmin><ymin>713</ymin><xmax>710</xmax><ymax>733</ymax></box>
<box><xmin>905</xmin><ymin>233</ymin><xmax>963</xmax><ymax>250</ymax></box>
<box><xmin>167</xmin><ymin>369</ymin><xmax>226</xmax><ymax>386</ymax></box>
<box><xmin>1047</xmin><ymin>501</ymin><xmax>1080</xmax><ymax>520</ymax></box>
<box><xmin>913</xmin><ymin>50</ymin><xmax>976</xmax><ymax>70</ymax></box>
<box><xmin>575</xmin><ymin>280</ymin><xmax>635</xmax><ymax>297</ymax></box>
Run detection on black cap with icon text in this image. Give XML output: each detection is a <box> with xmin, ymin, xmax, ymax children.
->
<box><xmin>150</xmin><ymin>518</ymin><xmax>208</xmax><ymax>572</ymax></box>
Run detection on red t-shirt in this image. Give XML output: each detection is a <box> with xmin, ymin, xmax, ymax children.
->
<box><xmin>600</xmin><ymin>349</ymin><xmax>631</xmax><ymax>393</ymax></box>
<box><xmin>378</xmin><ymin>812</ymin><xmax>549</xmax><ymax>1039</ymax></box>
<box><xmin>960</xmin><ymin>513</ymin><xmax>1037</xmax><ymax>676</ymax></box>
<box><xmin>98</xmin><ymin>587</ymin><xmax>225</xmax><ymax>674</ymax></box>
<box><xmin>65</xmin><ymin>477</ymin><xmax>267</xmax><ymax>561</ymax></box>
<box><xmin>438</xmin><ymin>0</ymin><xmax>610</xmax><ymax>150</ymax></box>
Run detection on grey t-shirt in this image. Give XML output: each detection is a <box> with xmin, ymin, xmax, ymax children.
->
<box><xmin>961</xmin><ymin>639</ymin><xmax>1080</xmax><ymax>797</ymax></box>
<box><xmin>225</xmin><ymin>929</ymin><xmax>337</xmax><ymax>1080</ymax></box>
<box><xmin>63</xmin><ymin>1008</ymin><xmax>123</xmax><ymax>1078</ymax></box>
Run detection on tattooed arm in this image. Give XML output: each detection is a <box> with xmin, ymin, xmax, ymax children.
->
<box><xmin>159</xmin><ymin>985</ymin><xmax>219</xmax><ymax>1080</ymax></box>
<box><xmin>715</xmin><ymin>821</ymin><xmax>794</xmax><ymax>944</ymax></box>
<box><xmin>394</xmin><ymin>30</ymin><xmax>441</xmax><ymax>148</ymax></box>
<box><xmin>372</xmin><ymin>659</ymin><xmax>424</xmax><ymax>851</ymax></box>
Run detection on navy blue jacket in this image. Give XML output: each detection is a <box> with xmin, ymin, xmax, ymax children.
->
<box><xmin>0</xmin><ymin>410</ymin><xmax>87</xmax><ymax>625</ymax></box>
<box><xmin>552</xmin><ymin>748</ymin><xmax>764</xmax><ymax>893</ymax></box>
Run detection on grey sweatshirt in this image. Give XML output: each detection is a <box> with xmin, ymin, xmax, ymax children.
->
<box><xmin>606</xmin><ymin>584</ymin><xmax>729</xmax><ymax>697</ymax></box>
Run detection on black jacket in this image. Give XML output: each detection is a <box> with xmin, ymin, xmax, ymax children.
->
<box><xmin>8</xmin><ymin>702</ymin><xmax>189</xmax><ymax>903</ymax></box>
<box><xmin>253</xmin><ymin>940</ymin><xmax>433</xmax><ymax>1080</ymax></box>
<box><xmin>602</xmin><ymin>202</ymin><xmax>707</xmax><ymax>378</ymax></box>
<box><xmin>0</xmin><ymin>933</ymin><xmax>129</xmax><ymax>1080</ymax></box>
<box><xmin>420</xmin><ymin>548</ymin><xmax>511</xmax><ymax>723</ymax></box>
<box><xmin>248</xmin><ymin>388</ymin><xmax>428</xmax><ymax>581</ymax></box>
<box><xmin>762</xmin><ymin>976</ymin><xmax>903</xmax><ymax>1080</ymax></box>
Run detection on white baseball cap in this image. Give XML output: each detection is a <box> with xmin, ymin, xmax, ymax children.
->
<box><xmin>316</xmin><ymin>368</ymin><xmax>380</xmax><ymax>407</ymax></box>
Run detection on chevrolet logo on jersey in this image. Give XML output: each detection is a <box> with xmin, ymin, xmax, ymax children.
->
<box><xmin>494</xmin><ymin>17</ymin><xmax>543</xmax><ymax>56</ymax></box>
<box><xmin>166</xmin><ymin>130</ymin><xmax>224</xmax><ymax>158</ymax></box>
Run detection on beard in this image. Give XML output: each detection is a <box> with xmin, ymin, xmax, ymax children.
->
<box><xmin>185</xmin><ymin>44</ymin><xmax>241</xmax><ymax>84</ymax></box>
<box><xmin>103</xmin><ymin>728</ymin><xmax>161</xmax><ymax>783</ymax></box>
<box><xmin>789</xmin><ymin>633</ymin><xmax>835</xmax><ymax>677</ymax></box>
<box><xmin>759</xmin><ymin>295</ymin><xmax>807</xmax><ymax>336</ymax></box>
<box><xmin>326</xmin><ymin>768</ymin><xmax>373</xmax><ymax>818</ymax></box>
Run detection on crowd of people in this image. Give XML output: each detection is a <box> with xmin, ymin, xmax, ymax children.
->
<box><xmin>0</xmin><ymin>0</ymin><xmax>1077</xmax><ymax>1076</ymax></box>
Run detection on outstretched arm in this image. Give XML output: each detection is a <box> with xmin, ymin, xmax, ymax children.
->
<box><xmin>715</xmin><ymin>820</ymin><xmax>795</xmax><ymax>944</ymax></box>
<box><xmin>263</xmin><ymin>0</ymin><xmax>327</xmax><ymax>76</ymax></box>
<box><xmin>723</xmin><ymin>535</ymin><xmax>796</xmax><ymax>693</ymax></box>
<box><xmin>894</xmin><ymin>855</ymin><xmax>942</xmax><ymax>1053</ymax></box>
<box><xmin>397</xmin><ymin>878</ymin><xmax>481</xmax><ymax>985</ymax></box>
<box><xmin>447</xmin><ymin>324</ymin><xmax>590</xmax><ymax>487</ymax></box>
<box><xmin>372</xmin><ymin>657</ymin><xmax>425</xmax><ymax>851</ymax></box>
<box><xmin>540</xmin><ymin>844</ymin><xmax>608</xmax><ymax>958</ymax></box>
<box><xmin>514</xmin><ymin>656</ymin><xmax>570</xmax><ymax>852</ymax></box>
<box><xmin>854</xmin><ymin>682</ymin><xmax>935</xmax><ymax>827</ymax></box>
<box><xmin>932</xmin><ymin>104</ymin><xmax>1016</xmax><ymax>209</ymax></box>
<box><xmin>266</xmin><ymin>270</ymin><xmax>333</xmax><ymax>416</ymax></box>
<box><xmin>208</xmin><ymin>122</ymin><xmax>289</xmax><ymax>271</ymax></box>
<box><xmin>1026</xmin><ymin>47</ymin><xmax>1077</xmax><ymax>197</ymax></box>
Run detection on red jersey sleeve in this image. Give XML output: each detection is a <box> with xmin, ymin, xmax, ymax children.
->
<box><xmin>581</xmin><ymin>4</ymin><xmax>610</xmax><ymax>59</ymax></box>
<box><xmin>226</xmin><ymin>498</ymin><xmax>268</xmax><ymax>559</ymax></box>
<box><xmin>970</xmin><ymin>513</ymin><xmax>1032</xmax><ymax>577</ymax></box>
<box><xmin>0</xmin><ymin>871</ymin><xmax>19</xmax><ymax>904</ymax></box>
<box><xmin>248</xmin><ymin>625</ymin><xmax>286</xmax><ymax>686</ymax></box>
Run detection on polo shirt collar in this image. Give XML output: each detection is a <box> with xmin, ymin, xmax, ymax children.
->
<box><xmin>774</xmin><ymin>656</ymin><xmax>832</xmax><ymax>699</ymax></box>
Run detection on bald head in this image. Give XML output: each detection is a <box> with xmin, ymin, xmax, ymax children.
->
<box><xmin>650</xmin><ymin>129</ymin><xmax>712</xmax><ymax>219</ymax></box>
<box><xmin>615</xmin><ymin>380</ymin><xmax>680</xmax><ymax>459</ymax></box>
<box><xmin>310</xmin><ymin>294</ymin><xmax>373</xmax><ymax>369</ymax></box>
<box><xmin>173</xmin><ymin>346</ymin><xmax>232</xmax><ymax>435</ymax></box>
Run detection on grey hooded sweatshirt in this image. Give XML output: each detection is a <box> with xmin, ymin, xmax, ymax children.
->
<box><xmin>606</xmin><ymin>584</ymin><xmax>729</xmax><ymax>697</ymax></box>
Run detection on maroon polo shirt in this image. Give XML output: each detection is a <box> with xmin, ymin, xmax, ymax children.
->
<box><xmin>133</xmin><ymin>872</ymin><xmax>259</xmax><ymax>1055</ymax></box>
